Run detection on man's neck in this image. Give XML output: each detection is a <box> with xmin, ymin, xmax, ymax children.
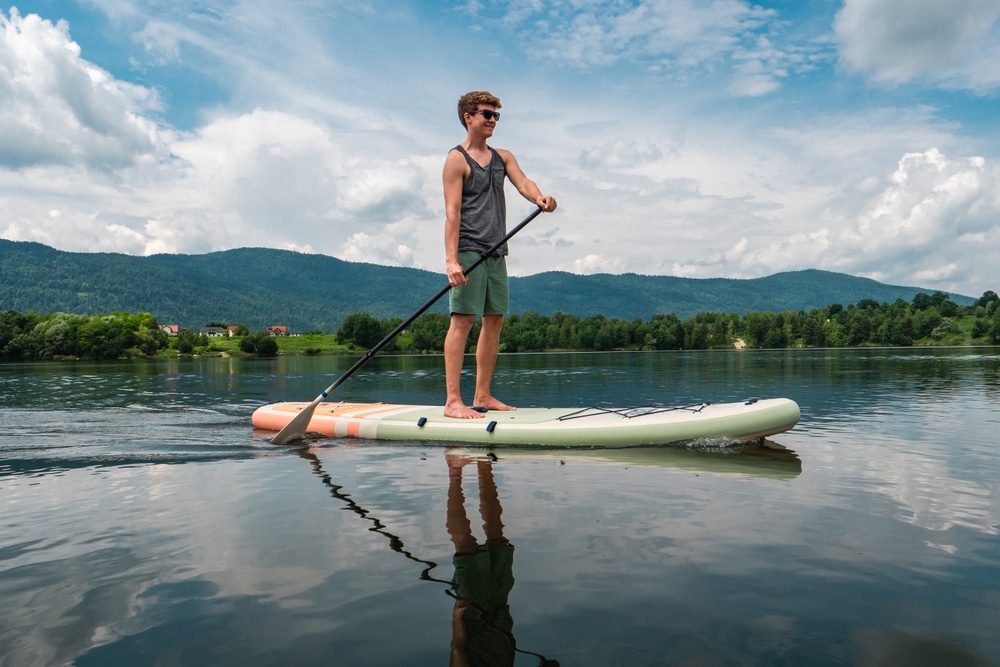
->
<box><xmin>463</xmin><ymin>130</ymin><xmax>490</xmax><ymax>152</ymax></box>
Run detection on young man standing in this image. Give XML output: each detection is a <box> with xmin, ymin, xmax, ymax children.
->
<box><xmin>442</xmin><ymin>91</ymin><xmax>557</xmax><ymax>419</ymax></box>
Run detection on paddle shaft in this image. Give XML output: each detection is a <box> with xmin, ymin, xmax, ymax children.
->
<box><xmin>270</xmin><ymin>206</ymin><xmax>543</xmax><ymax>444</ymax></box>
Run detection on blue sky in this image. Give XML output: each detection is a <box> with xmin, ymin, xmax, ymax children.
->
<box><xmin>3</xmin><ymin>1</ymin><xmax>999</xmax><ymax>298</ymax></box>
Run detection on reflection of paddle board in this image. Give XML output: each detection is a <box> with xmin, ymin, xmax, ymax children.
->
<box><xmin>446</xmin><ymin>443</ymin><xmax>803</xmax><ymax>481</ymax></box>
<box><xmin>253</xmin><ymin>397</ymin><xmax>800</xmax><ymax>448</ymax></box>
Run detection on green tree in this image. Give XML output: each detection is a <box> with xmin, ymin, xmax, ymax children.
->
<box><xmin>0</xmin><ymin>310</ymin><xmax>35</xmax><ymax>356</ymax></box>
<box><xmin>743</xmin><ymin>311</ymin><xmax>774</xmax><ymax>348</ymax></box>
<box><xmin>971</xmin><ymin>318</ymin><xmax>989</xmax><ymax>339</ymax></box>
<box><xmin>176</xmin><ymin>329</ymin><xmax>199</xmax><ymax>354</ymax></box>
<box><xmin>409</xmin><ymin>313</ymin><xmax>450</xmax><ymax>352</ymax></box>
<box><xmin>647</xmin><ymin>313</ymin><xmax>683</xmax><ymax>350</ymax></box>
<box><xmin>338</xmin><ymin>313</ymin><xmax>384</xmax><ymax>349</ymax></box>
<box><xmin>913</xmin><ymin>308</ymin><xmax>943</xmax><ymax>338</ymax></box>
<box><xmin>803</xmin><ymin>311</ymin><xmax>826</xmax><ymax>347</ymax></box>
<box><xmin>912</xmin><ymin>292</ymin><xmax>932</xmax><ymax>310</ymax></box>
<box><xmin>974</xmin><ymin>290</ymin><xmax>999</xmax><ymax>308</ymax></box>
<box><xmin>37</xmin><ymin>313</ymin><xmax>84</xmax><ymax>358</ymax></box>
<box><xmin>682</xmin><ymin>319</ymin><xmax>709</xmax><ymax>350</ymax></box>
<box><xmin>239</xmin><ymin>332</ymin><xmax>278</xmax><ymax>356</ymax></box>
<box><xmin>502</xmin><ymin>312</ymin><xmax>549</xmax><ymax>352</ymax></box>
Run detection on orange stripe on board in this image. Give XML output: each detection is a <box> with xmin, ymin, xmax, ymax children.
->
<box><xmin>317</xmin><ymin>402</ymin><xmax>386</xmax><ymax>417</ymax></box>
<box><xmin>314</xmin><ymin>402</ymin><xmax>356</xmax><ymax>416</ymax></box>
<box><xmin>339</xmin><ymin>404</ymin><xmax>419</xmax><ymax>419</ymax></box>
<box><xmin>346</xmin><ymin>421</ymin><xmax>361</xmax><ymax>437</ymax></box>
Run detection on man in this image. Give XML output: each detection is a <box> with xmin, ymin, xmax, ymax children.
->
<box><xmin>442</xmin><ymin>91</ymin><xmax>557</xmax><ymax>419</ymax></box>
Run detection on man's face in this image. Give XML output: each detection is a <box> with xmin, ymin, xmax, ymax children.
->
<box><xmin>467</xmin><ymin>105</ymin><xmax>499</xmax><ymax>135</ymax></box>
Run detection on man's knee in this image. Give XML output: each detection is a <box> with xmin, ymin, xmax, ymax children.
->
<box><xmin>480</xmin><ymin>314</ymin><xmax>504</xmax><ymax>335</ymax></box>
<box><xmin>449</xmin><ymin>314</ymin><xmax>476</xmax><ymax>335</ymax></box>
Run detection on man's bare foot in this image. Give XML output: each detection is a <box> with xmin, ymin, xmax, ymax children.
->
<box><xmin>444</xmin><ymin>401</ymin><xmax>486</xmax><ymax>419</ymax></box>
<box><xmin>474</xmin><ymin>396</ymin><xmax>517</xmax><ymax>411</ymax></box>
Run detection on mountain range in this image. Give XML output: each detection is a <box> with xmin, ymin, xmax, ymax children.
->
<box><xmin>0</xmin><ymin>239</ymin><xmax>975</xmax><ymax>332</ymax></box>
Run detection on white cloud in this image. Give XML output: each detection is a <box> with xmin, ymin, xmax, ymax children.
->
<box><xmin>2</xmin><ymin>1</ymin><xmax>1000</xmax><ymax>301</ymax></box>
<box><xmin>133</xmin><ymin>20</ymin><xmax>187</xmax><ymax>66</ymax></box>
<box><xmin>0</xmin><ymin>8</ymin><xmax>162</xmax><ymax>170</ymax></box>
<box><xmin>730</xmin><ymin>149</ymin><xmax>1000</xmax><ymax>293</ymax></box>
<box><xmin>339</xmin><ymin>224</ymin><xmax>420</xmax><ymax>268</ymax></box>
<box><xmin>570</xmin><ymin>253</ymin><xmax>624</xmax><ymax>274</ymax></box>
<box><xmin>844</xmin><ymin>149</ymin><xmax>994</xmax><ymax>272</ymax></box>
<box><xmin>834</xmin><ymin>0</ymin><xmax>1000</xmax><ymax>91</ymax></box>
<box><xmin>579</xmin><ymin>140</ymin><xmax>666</xmax><ymax>169</ymax></box>
<box><xmin>151</xmin><ymin>110</ymin><xmax>432</xmax><ymax>257</ymax></box>
<box><xmin>1</xmin><ymin>106</ymin><xmax>432</xmax><ymax>259</ymax></box>
<box><xmin>491</xmin><ymin>0</ymin><xmax>824</xmax><ymax>97</ymax></box>
<box><xmin>729</xmin><ymin>36</ymin><xmax>788</xmax><ymax>97</ymax></box>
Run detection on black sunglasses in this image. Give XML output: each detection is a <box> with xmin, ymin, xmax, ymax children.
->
<box><xmin>469</xmin><ymin>109</ymin><xmax>500</xmax><ymax>121</ymax></box>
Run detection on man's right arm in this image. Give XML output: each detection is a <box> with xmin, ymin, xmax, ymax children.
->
<box><xmin>443</xmin><ymin>150</ymin><xmax>468</xmax><ymax>286</ymax></box>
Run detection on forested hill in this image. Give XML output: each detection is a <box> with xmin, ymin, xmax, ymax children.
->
<box><xmin>0</xmin><ymin>239</ymin><xmax>975</xmax><ymax>332</ymax></box>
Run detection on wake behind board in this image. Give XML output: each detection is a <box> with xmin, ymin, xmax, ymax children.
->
<box><xmin>252</xmin><ymin>398</ymin><xmax>800</xmax><ymax>448</ymax></box>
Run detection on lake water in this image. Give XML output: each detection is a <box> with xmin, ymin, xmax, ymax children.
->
<box><xmin>1</xmin><ymin>349</ymin><xmax>999</xmax><ymax>666</ymax></box>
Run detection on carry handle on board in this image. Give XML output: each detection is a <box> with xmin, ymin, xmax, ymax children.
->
<box><xmin>269</xmin><ymin>206</ymin><xmax>544</xmax><ymax>445</ymax></box>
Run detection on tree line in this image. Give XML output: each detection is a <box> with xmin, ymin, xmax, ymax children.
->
<box><xmin>0</xmin><ymin>311</ymin><xmax>168</xmax><ymax>361</ymax></box>
<box><xmin>338</xmin><ymin>290</ymin><xmax>1000</xmax><ymax>353</ymax></box>
<box><xmin>0</xmin><ymin>311</ymin><xmax>284</xmax><ymax>361</ymax></box>
<box><xmin>2</xmin><ymin>289</ymin><xmax>997</xmax><ymax>362</ymax></box>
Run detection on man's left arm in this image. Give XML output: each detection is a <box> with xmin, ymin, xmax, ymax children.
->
<box><xmin>500</xmin><ymin>150</ymin><xmax>557</xmax><ymax>212</ymax></box>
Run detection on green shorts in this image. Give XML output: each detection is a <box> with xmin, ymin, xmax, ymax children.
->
<box><xmin>449</xmin><ymin>251</ymin><xmax>509</xmax><ymax>316</ymax></box>
<box><xmin>452</xmin><ymin>542</ymin><xmax>515</xmax><ymax>609</ymax></box>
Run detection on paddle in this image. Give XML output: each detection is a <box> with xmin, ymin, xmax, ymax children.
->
<box><xmin>269</xmin><ymin>205</ymin><xmax>545</xmax><ymax>444</ymax></box>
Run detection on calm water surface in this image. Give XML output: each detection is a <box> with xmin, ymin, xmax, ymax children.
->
<box><xmin>2</xmin><ymin>349</ymin><xmax>999</xmax><ymax>666</ymax></box>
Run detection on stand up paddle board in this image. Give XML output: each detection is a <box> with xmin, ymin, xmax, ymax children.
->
<box><xmin>253</xmin><ymin>397</ymin><xmax>800</xmax><ymax>448</ymax></box>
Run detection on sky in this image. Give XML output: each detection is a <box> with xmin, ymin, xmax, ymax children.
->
<box><xmin>2</xmin><ymin>0</ymin><xmax>999</xmax><ymax>298</ymax></box>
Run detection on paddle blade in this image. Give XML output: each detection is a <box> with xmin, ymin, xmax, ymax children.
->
<box><xmin>270</xmin><ymin>394</ymin><xmax>325</xmax><ymax>445</ymax></box>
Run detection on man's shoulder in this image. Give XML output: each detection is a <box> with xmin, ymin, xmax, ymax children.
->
<box><xmin>444</xmin><ymin>147</ymin><xmax>470</xmax><ymax>180</ymax></box>
<box><xmin>492</xmin><ymin>146</ymin><xmax>514</xmax><ymax>160</ymax></box>
<box><xmin>445</xmin><ymin>147</ymin><xmax>468</xmax><ymax>162</ymax></box>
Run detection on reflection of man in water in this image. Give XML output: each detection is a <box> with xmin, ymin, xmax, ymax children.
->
<box><xmin>448</xmin><ymin>452</ymin><xmax>563</xmax><ymax>667</ymax></box>
<box><xmin>447</xmin><ymin>452</ymin><xmax>516</xmax><ymax>666</ymax></box>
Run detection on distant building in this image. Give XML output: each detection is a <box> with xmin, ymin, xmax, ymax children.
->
<box><xmin>266</xmin><ymin>325</ymin><xmax>289</xmax><ymax>336</ymax></box>
<box><xmin>226</xmin><ymin>325</ymin><xmax>240</xmax><ymax>337</ymax></box>
<box><xmin>199</xmin><ymin>327</ymin><xmax>227</xmax><ymax>337</ymax></box>
<box><xmin>159</xmin><ymin>324</ymin><xmax>180</xmax><ymax>336</ymax></box>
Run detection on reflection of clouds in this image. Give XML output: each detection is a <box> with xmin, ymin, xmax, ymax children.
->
<box><xmin>0</xmin><ymin>454</ymin><xmax>445</xmax><ymax>665</ymax></box>
<box><xmin>0</xmin><ymin>545</ymin><xmax>155</xmax><ymax>666</ymax></box>
<box><xmin>782</xmin><ymin>353</ymin><xmax>1000</xmax><ymax>542</ymax></box>
<box><xmin>925</xmin><ymin>542</ymin><xmax>957</xmax><ymax>554</ymax></box>
<box><xmin>2</xmin><ymin>473</ymin><xmax>158</xmax><ymax>665</ymax></box>
<box><xmin>858</xmin><ymin>433</ymin><xmax>998</xmax><ymax>539</ymax></box>
<box><xmin>853</xmin><ymin>628</ymin><xmax>994</xmax><ymax>667</ymax></box>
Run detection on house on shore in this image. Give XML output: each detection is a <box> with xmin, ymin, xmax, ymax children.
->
<box><xmin>199</xmin><ymin>326</ymin><xmax>227</xmax><ymax>337</ymax></box>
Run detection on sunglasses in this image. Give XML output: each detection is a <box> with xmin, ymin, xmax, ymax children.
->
<box><xmin>469</xmin><ymin>109</ymin><xmax>500</xmax><ymax>121</ymax></box>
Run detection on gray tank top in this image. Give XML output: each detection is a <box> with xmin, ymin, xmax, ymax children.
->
<box><xmin>453</xmin><ymin>145</ymin><xmax>508</xmax><ymax>256</ymax></box>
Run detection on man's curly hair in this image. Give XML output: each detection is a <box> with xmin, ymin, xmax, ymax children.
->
<box><xmin>458</xmin><ymin>91</ymin><xmax>501</xmax><ymax>128</ymax></box>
